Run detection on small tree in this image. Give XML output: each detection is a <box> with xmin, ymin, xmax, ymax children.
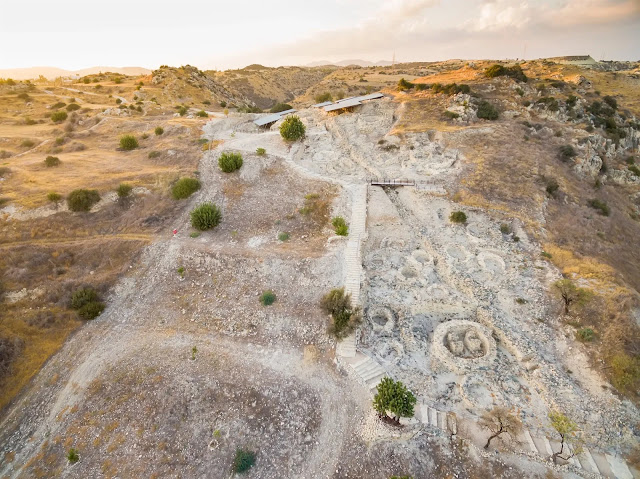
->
<box><xmin>373</xmin><ymin>377</ymin><xmax>417</xmax><ymax>424</ymax></box>
<box><xmin>553</xmin><ymin>279</ymin><xmax>591</xmax><ymax>315</ymax></box>
<box><xmin>190</xmin><ymin>202</ymin><xmax>221</xmax><ymax>231</ymax></box>
<box><xmin>280</xmin><ymin>115</ymin><xmax>305</xmax><ymax>142</ymax></box>
<box><xmin>479</xmin><ymin>406</ymin><xmax>523</xmax><ymax>449</ymax></box>
<box><xmin>218</xmin><ymin>152</ymin><xmax>243</xmax><ymax>173</ymax></box>
<box><xmin>119</xmin><ymin>135</ymin><xmax>138</xmax><ymax>150</ymax></box>
<box><xmin>320</xmin><ymin>288</ymin><xmax>361</xmax><ymax>339</ymax></box>
<box><xmin>549</xmin><ymin>411</ymin><xmax>583</xmax><ymax>464</ymax></box>
<box><xmin>332</xmin><ymin>216</ymin><xmax>348</xmax><ymax>236</ymax></box>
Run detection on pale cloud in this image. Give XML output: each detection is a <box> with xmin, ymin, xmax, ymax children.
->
<box><xmin>549</xmin><ymin>0</ymin><xmax>640</xmax><ymax>27</ymax></box>
<box><xmin>473</xmin><ymin>1</ymin><xmax>532</xmax><ymax>31</ymax></box>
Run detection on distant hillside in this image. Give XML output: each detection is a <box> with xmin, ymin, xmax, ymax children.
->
<box><xmin>306</xmin><ymin>59</ymin><xmax>393</xmax><ymax>67</ymax></box>
<box><xmin>0</xmin><ymin>66</ymin><xmax>151</xmax><ymax>80</ymax></box>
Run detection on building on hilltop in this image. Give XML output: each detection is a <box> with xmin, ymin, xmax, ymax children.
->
<box><xmin>547</xmin><ymin>55</ymin><xmax>597</xmax><ymax>66</ymax></box>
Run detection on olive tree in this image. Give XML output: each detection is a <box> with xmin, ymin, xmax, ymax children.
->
<box><xmin>373</xmin><ymin>378</ymin><xmax>416</xmax><ymax>424</ymax></box>
<box><xmin>479</xmin><ymin>406</ymin><xmax>523</xmax><ymax>449</ymax></box>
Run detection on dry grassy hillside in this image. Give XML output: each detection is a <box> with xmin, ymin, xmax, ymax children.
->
<box><xmin>0</xmin><ymin>73</ymin><xmax>207</xmax><ymax>410</ymax></box>
<box><xmin>390</xmin><ymin>58</ymin><xmax>640</xmax><ymax>398</ymax></box>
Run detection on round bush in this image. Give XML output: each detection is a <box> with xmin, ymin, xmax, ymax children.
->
<box><xmin>51</xmin><ymin>111</ymin><xmax>68</xmax><ymax>123</ymax></box>
<box><xmin>71</xmin><ymin>288</ymin><xmax>99</xmax><ymax>309</ymax></box>
<box><xmin>232</xmin><ymin>449</ymin><xmax>256</xmax><ymax>474</ymax></box>
<box><xmin>154</xmin><ymin>126</ymin><xmax>164</xmax><ymax>135</ymax></box>
<box><xmin>280</xmin><ymin>115</ymin><xmax>306</xmax><ymax>142</ymax></box>
<box><xmin>218</xmin><ymin>152</ymin><xmax>243</xmax><ymax>173</ymax></box>
<box><xmin>256</xmin><ymin>147</ymin><xmax>266</xmax><ymax>156</ymax></box>
<box><xmin>117</xmin><ymin>183</ymin><xmax>133</xmax><ymax>198</ymax></box>
<box><xmin>190</xmin><ymin>202</ymin><xmax>221</xmax><ymax>230</ymax></box>
<box><xmin>67</xmin><ymin>189</ymin><xmax>100</xmax><ymax>212</ymax></box>
<box><xmin>44</xmin><ymin>156</ymin><xmax>61</xmax><ymax>167</ymax></box>
<box><xmin>78</xmin><ymin>301</ymin><xmax>105</xmax><ymax>320</ymax></box>
<box><xmin>449</xmin><ymin>211</ymin><xmax>467</xmax><ymax>223</ymax></box>
<box><xmin>196</xmin><ymin>110</ymin><xmax>208</xmax><ymax>118</ymax></box>
<box><xmin>119</xmin><ymin>135</ymin><xmax>139</xmax><ymax>150</ymax></box>
<box><xmin>476</xmin><ymin>101</ymin><xmax>499</xmax><ymax>120</ymax></box>
<box><xmin>260</xmin><ymin>290</ymin><xmax>276</xmax><ymax>306</ymax></box>
<box><xmin>47</xmin><ymin>192</ymin><xmax>62</xmax><ymax>203</ymax></box>
<box><xmin>66</xmin><ymin>103</ymin><xmax>80</xmax><ymax>112</ymax></box>
<box><xmin>172</xmin><ymin>177</ymin><xmax>201</xmax><ymax>199</ymax></box>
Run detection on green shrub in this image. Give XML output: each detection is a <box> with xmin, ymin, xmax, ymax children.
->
<box><xmin>17</xmin><ymin>92</ymin><xmax>31</xmax><ymax>101</ymax></box>
<box><xmin>485</xmin><ymin>64</ymin><xmax>527</xmax><ymax>82</ymax></box>
<box><xmin>219</xmin><ymin>101</ymin><xmax>227</xmax><ymax>107</ymax></box>
<box><xmin>172</xmin><ymin>177</ymin><xmax>201</xmax><ymax>199</ymax></box>
<box><xmin>67</xmin><ymin>448</ymin><xmax>79</xmax><ymax>464</ymax></box>
<box><xmin>116</xmin><ymin>183</ymin><xmax>133</xmax><ymax>198</ymax></box>
<box><xmin>279</xmin><ymin>115</ymin><xmax>305</xmax><ymax>141</ymax></box>
<box><xmin>154</xmin><ymin>126</ymin><xmax>164</xmax><ymax>135</ymax></box>
<box><xmin>177</xmin><ymin>105</ymin><xmax>188</xmax><ymax>116</ymax></box>
<box><xmin>260</xmin><ymin>290</ymin><xmax>276</xmax><ymax>306</ymax></box>
<box><xmin>576</xmin><ymin>327</ymin><xmax>595</xmax><ymax>342</ymax></box>
<box><xmin>628</xmin><ymin>165</ymin><xmax>640</xmax><ymax>177</ymax></box>
<box><xmin>115</xmin><ymin>98</ymin><xmax>122</xmax><ymax>105</ymax></box>
<box><xmin>443</xmin><ymin>111</ymin><xmax>459</xmax><ymax>119</ymax></box>
<box><xmin>55</xmin><ymin>137</ymin><xmax>64</xmax><ymax>146</ymax></box>
<box><xmin>320</xmin><ymin>288</ymin><xmax>361</xmax><ymax>339</ymax></box>
<box><xmin>537</xmin><ymin>96</ymin><xmax>559</xmax><ymax>111</ymax></box>
<box><xmin>203</xmin><ymin>100</ymin><xmax>211</xmax><ymax>105</ymax></box>
<box><xmin>78</xmin><ymin>301</ymin><xmax>105</xmax><ymax>320</ymax></box>
<box><xmin>71</xmin><ymin>288</ymin><xmax>99</xmax><ymax>309</ymax></box>
<box><xmin>558</xmin><ymin>145</ymin><xmax>576</xmax><ymax>161</ymax></box>
<box><xmin>21</xmin><ymin>139</ymin><xmax>35</xmax><ymax>148</ymax></box>
<box><xmin>218</xmin><ymin>152</ymin><xmax>243</xmax><ymax>173</ymax></box>
<box><xmin>450</xmin><ymin>211</ymin><xmax>467</xmax><ymax>223</ymax></box>
<box><xmin>47</xmin><ymin>192</ymin><xmax>62</xmax><ymax>203</ymax></box>
<box><xmin>24</xmin><ymin>117</ymin><xmax>37</xmax><ymax>125</ymax></box>
<box><xmin>189</xmin><ymin>232</ymin><xmax>200</xmax><ymax>238</ymax></box>
<box><xmin>476</xmin><ymin>101</ymin><xmax>498</xmax><ymax>120</ymax></box>
<box><xmin>278</xmin><ymin>232</ymin><xmax>290</xmax><ymax>241</ymax></box>
<box><xmin>314</xmin><ymin>92</ymin><xmax>332</xmax><ymax>103</ymax></box>
<box><xmin>515</xmin><ymin>87</ymin><xmax>524</xmax><ymax>96</ymax></box>
<box><xmin>67</xmin><ymin>189</ymin><xmax>100</xmax><ymax>212</ymax></box>
<box><xmin>51</xmin><ymin>102</ymin><xmax>66</xmax><ymax>109</ymax></box>
<box><xmin>51</xmin><ymin>111</ymin><xmax>68</xmax><ymax>123</ymax></box>
<box><xmin>587</xmin><ymin>198</ymin><xmax>610</xmax><ymax>216</ymax></box>
<box><xmin>270</xmin><ymin>103</ymin><xmax>292</xmax><ymax>113</ymax></box>
<box><xmin>566</xmin><ymin>95</ymin><xmax>578</xmax><ymax>108</ymax></box>
<box><xmin>256</xmin><ymin>147</ymin><xmax>266</xmax><ymax>156</ymax></box>
<box><xmin>332</xmin><ymin>216</ymin><xmax>348</xmax><ymax>236</ymax></box>
<box><xmin>232</xmin><ymin>448</ymin><xmax>256</xmax><ymax>474</ymax></box>
<box><xmin>119</xmin><ymin>135</ymin><xmax>139</xmax><ymax>150</ymax></box>
<box><xmin>603</xmin><ymin>95</ymin><xmax>617</xmax><ymax>110</ymax></box>
<box><xmin>148</xmin><ymin>151</ymin><xmax>161</xmax><ymax>159</ymax></box>
<box><xmin>432</xmin><ymin>83</ymin><xmax>470</xmax><ymax>95</ymax></box>
<box><xmin>545</xmin><ymin>178</ymin><xmax>559</xmax><ymax>196</ymax></box>
<box><xmin>190</xmin><ymin>202</ymin><xmax>221</xmax><ymax>230</ymax></box>
<box><xmin>609</xmin><ymin>353</ymin><xmax>640</xmax><ymax>393</ymax></box>
<box><xmin>66</xmin><ymin>103</ymin><xmax>80</xmax><ymax>112</ymax></box>
<box><xmin>44</xmin><ymin>155</ymin><xmax>60</xmax><ymax>167</ymax></box>
<box><xmin>196</xmin><ymin>110</ymin><xmax>208</xmax><ymax>118</ymax></box>
<box><xmin>397</xmin><ymin>78</ymin><xmax>415</xmax><ymax>91</ymax></box>
<box><xmin>499</xmin><ymin>223</ymin><xmax>512</xmax><ymax>234</ymax></box>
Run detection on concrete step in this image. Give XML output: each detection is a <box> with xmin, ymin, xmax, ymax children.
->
<box><xmin>428</xmin><ymin>407</ymin><xmax>438</xmax><ymax>428</ymax></box>
<box><xmin>606</xmin><ymin>454</ymin><xmax>634</xmax><ymax>479</ymax></box>
<box><xmin>591</xmin><ymin>451</ymin><xmax>615</xmax><ymax>478</ymax></box>
<box><xmin>577</xmin><ymin>447</ymin><xmax>600</xmax><ymax>474</ymax></box>
<box><xmin>522</xmin><ymin>430</ymin><xmax>538</xmax><ymax>453</ymax></box>
<box><xmin>437</xmin><ymin>410</ymin><xmax>447</xmax><ymax>430</ymax></box>
<box><xmin>366</xmin><ymin>373</ymin><xmax>386</xmax><ymax>391</ymax></box>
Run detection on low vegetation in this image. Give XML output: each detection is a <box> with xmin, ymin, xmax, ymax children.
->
<box><xmin>476</xmin><ymin>100</ymin><xmax>499</xmax><ymax>120</ymax></box>
<box><xmin>553</xmin><ymin>279</ymin><xmax>591</xmax><ymax>315</ymax></box>
<box><xmin>171</xmin><ymin>177</ymin><xmax>201</xmax><ymax>199</ymax></box>
<box><xmin>484</xmin><ymin>64</ymin><xmax>528</xmax><ymax>82</ymax></box>
<box><xmin>47</xmin><ymin>192</ymin><xmax>62</xmax><ymax>203</ymax></box>
<box><xmin>67</xmin><ymin>189</ymin><xmax>100</xmax><ymax>212</ymax></box>
<box><xmin>331</xmin><ymin>216</ymin><xmax>348</xmax><ymax>236</ymax></box>
<box><xmin>71</xmin><ymin>288</ymin><xmax>105</xmax><ymax>320</ymax></box>
<box><xmin>269</xmin><ymin>103</ymin><xmax>292</xmax><ymax>113</ymax></box>
<box><xmin>256</xmin><ymin>147</ymin><xmax>266</xmax><ymax>156</ymax></box>
<box><xmin>549</xmin><ymin>410</ymin><xmax>582</xmax><ymax>464</ymax></box>
<box><xmin>44</xmin><ymin>155</ymin><xmax>60</xmax><ymax>167</ymax></box>
<box><xmin>154</xmin><ymin>126</ymin><xmax>164</xmax><ymax>135</ymax></box>
<box><xmin>232</xmin><ymin>448</ymin><xmax>256</xmax><ymax>474</ymax></box>
<box><xmin>260</xmin><ymin>290</ymin><xmax>276</xmax><ymax>306</ymax></box>
<box><xmin>587</xmin><ymin>198</ymin><xmax>610</xmax><ymax>216</ymax></box>
<box><xmin>119</xmin><ymin>135</ymin><xmax>139</xmax><ymax>150</ymax></box>
<box><xmin>190</xmin><ymin>202</ymin><xmax>221</xmax><ymax>230</ymax></box>
<box><xmin>218</xmin><ymin>152</ymin><xmax>243</xmax><ymax>173</ymax></box>
<box><xmin>314</xmin><ymin>92</ymin><xmax>332</xmax><ymax>103</ymax></box>
<box><xmin>479</xmin><ymin>406</ymin><xmax>522</xmax><ymax>449</ymax></box>
<box><xmin>116</xmin><ymin>183</ymin><xmax>133</xmax><ymax>198</ymax></box>
<box><xmin>449</xmin><ymin>211</ymin><xmax>467</xmax><ymax>223</ymax></box>
<box><xmin>51</xmin><ymin>111</ymin><xmax>68</xmax><ymax>123</ymax></box>
<box><xmin>320</xmin><ymin>288</ymin><xmax>361</xmax><ymax>339</ymax></box>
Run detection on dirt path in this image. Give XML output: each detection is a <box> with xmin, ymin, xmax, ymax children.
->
<box><xmin>0</xmin><ymin>233</ymin><xmax>153</xmax><ymax>249</ymax></box>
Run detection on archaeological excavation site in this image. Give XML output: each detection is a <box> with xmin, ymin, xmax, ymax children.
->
<box><xmin>1</xmin><ymin>56</ymin><xmax>639</xmax><ymax>479</ymax></box>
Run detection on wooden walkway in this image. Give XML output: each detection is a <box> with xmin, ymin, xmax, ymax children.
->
<box><xmin>369</xmin><ymin>178</ymin><xmax>416</xmax><ymax>187</ymax></box>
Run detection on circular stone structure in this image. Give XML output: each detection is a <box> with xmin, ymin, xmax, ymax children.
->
<box><xmin>431</xmin><ymin>320</ymin><xmax>497</xmax><ymax>373</ymax></box>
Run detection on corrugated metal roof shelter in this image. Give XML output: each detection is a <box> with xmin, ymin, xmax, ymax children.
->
<box><xmin>358</xmin><ymin>92</ymin><xmax>385</xmax><ymax>101</ymax></box>
<box><xmin>324</xmin><ymin>98</ymin><xmax>362</xmax><ymax>112</ymax></box>
<box><xmin>312</xmin><ymin>101</ymin><xmax>332</xmax><ymax>108</ymax></box>
<box><xmin>335</xmin><ymin>96</ymin><xmax>357</xmax><ymax>103</ymax></box>
<box><xmin>253</xmin><ymin>109</ymin><xmax>296</xmax><ymax>127</ymax></box>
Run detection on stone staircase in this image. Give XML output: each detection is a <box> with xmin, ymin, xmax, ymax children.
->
<box><xmin>344</xmin><ymin>352</ymin><xmax>386</xmax><ymax>391</ymax></box>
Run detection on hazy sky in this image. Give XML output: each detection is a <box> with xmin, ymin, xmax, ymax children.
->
<box><xmin>1</xmin><ymin>0</ymin><xmax>639</xmax><ymax>70</ymax></box>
